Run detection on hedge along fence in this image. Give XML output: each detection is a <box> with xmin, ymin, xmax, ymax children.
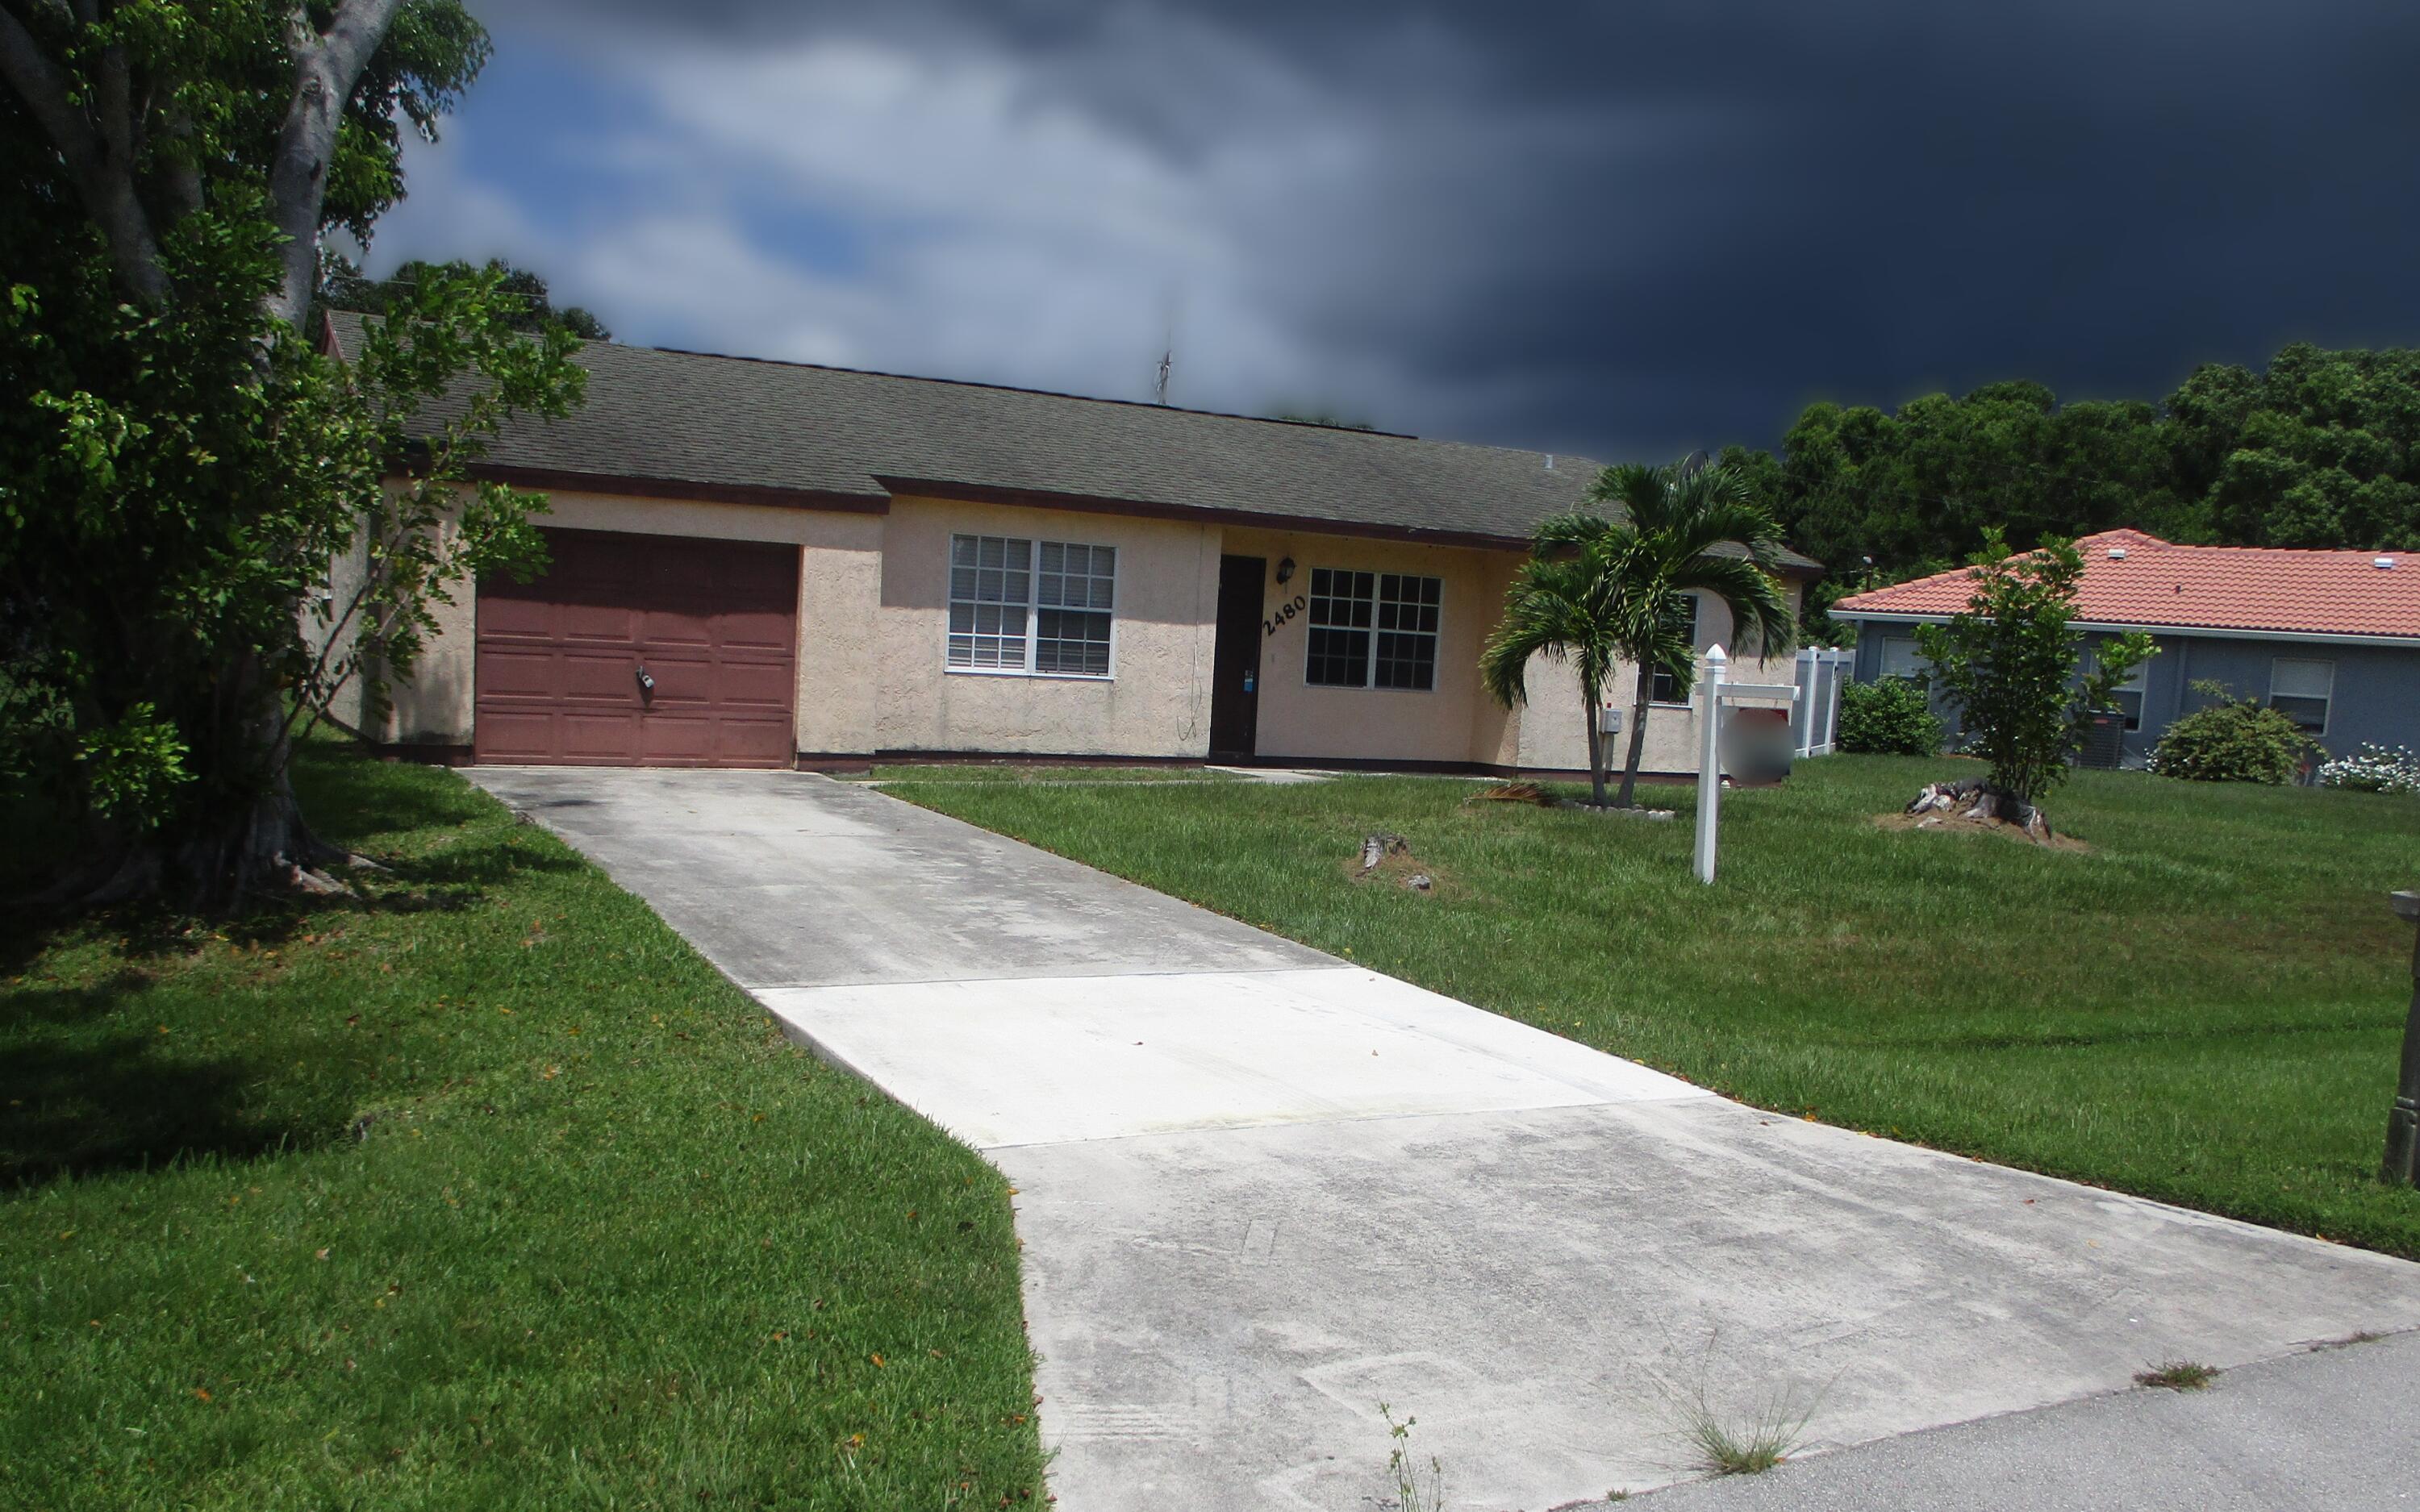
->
<box><xmin>1837</xmin><ymin>677</ymin><xmax>1945</xmax><ymax>756</ymax></box>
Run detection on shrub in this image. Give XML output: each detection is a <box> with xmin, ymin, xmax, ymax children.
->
<box><xmin>2148</xmin><ymin>681</ymin><xmax>2313</xmax><ymax>784</ymax></box>
<box><xmin>1838</xmin><ymin>677</ymin><xmax>1944</xmax><ymax>756</ymax></box>
<box><xmin>1915</xmin><ymin>533</ymin><xmax>2155</xmax><ymax>806</ymax></box>
<box><xmin>2317</xmin><ymin>744</ymin><xmax>2420</xmax><ymax>795</ymax></box>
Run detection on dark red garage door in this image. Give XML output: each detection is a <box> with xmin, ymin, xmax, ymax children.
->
<box><xmin>474</xmin><ymin>527</ymin><xmax>799</xmax><ymax>767</ymax></box>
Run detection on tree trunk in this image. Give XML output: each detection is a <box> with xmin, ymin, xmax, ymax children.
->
<box><xmin>1582</xmin><ymin>684</ymin><xmax>1607</xmax><ymax>808</ymax></box>
<box><xmin>1615</xmin><ymin>660</ymin><xmax>1655</xmax><ymax>810</ymax></box>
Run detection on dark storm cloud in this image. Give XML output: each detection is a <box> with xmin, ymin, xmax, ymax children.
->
<box><xmin>461</xmin><ymin>0</ymin><xmax>2420</xmax><ymax>458</ymax></box>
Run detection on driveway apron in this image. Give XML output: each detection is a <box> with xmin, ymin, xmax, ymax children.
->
<box><xmin>469</xmin><ymin>766</ymin><xmax>2420</xmax><ymax>1510</ymax></box>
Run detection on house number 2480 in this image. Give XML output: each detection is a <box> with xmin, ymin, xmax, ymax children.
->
<box><xmin>1263</xmin><ymin>594</ymin><xmax>1308</xmax><ymax>638</ymax></box>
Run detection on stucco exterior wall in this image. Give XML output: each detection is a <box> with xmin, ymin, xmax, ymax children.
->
<box><xmin>382</xmin><ymin>510</ymin><xmax>476</xmax><ymax>748</ymax></box>
<box><xmin>380</xmin><ymin>481</ymin><xmax>1820</xmax><ymax>774</ymax></box>
<box><xmin>1220</xmin><ymin>528</ymin><xmax>1523</xmax><ymax>768</ymax></box>
<box><xmin>868</xmin><ymin>494</ymin><xmax>1220</xmax><ymax>758</ymax></box>
<box><xmin>1514</xmin><ymin>586</ymin><xmax>1808</xmax><ymax>777</ymax></box>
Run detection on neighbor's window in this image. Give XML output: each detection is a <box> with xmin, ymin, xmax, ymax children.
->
<box><xmin>1650</xmin><ymin>595</ymin><xmax>1701</xmax><ymax>704</ymax></box>
<box><xmin>1305</xmin><ymin>569</ymin><xmax>1441</xmax><ymax>689</ymax></box>
<box><xmin>948</xmin><ymin>534</ymin><xmax>1116</xmax><ymax>676</ymax></box>
<box><xmin>2105</xmin><ymin>650</ymin><xmax>2149</xmax><ymax>731</ymax></box>
<box><xmin>2267</xmin><ymin>657</ymin><xmax>2333</xmax><ymax>734</ymax></box>
<box><xmin>1878</xmin><ymin>635</ymin><xmax>1927</xmax><ymax>683</ymax></box>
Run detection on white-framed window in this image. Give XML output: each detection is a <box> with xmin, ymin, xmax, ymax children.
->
<box><xmin>947</xmin><ymin>534</ymin><xmax>1116</xmax><ymax>677</ymax></box>
<box><xmin>2107</xmin><ymin>654</ymin><xmax>2148</xmax><ymax>731</ymax></box>
<box><xmin>1304</xmin><ymin>568</ymin><xmax>1441</xmax><ymax>689</ymax></box>
<box><xmin>2267</xmin><ymin>657</ymin><xmax>2333</xmax><ymax>734</ymax></box>
<box><xmin>1878</xmin><ymin>635</ymin><xmax>1927</xmax><ymax>683</ymax></box>
<box><xmin>1650</xmin><ymin>595</ymin><xmax>1701</xmax><ymax>704</ymax></box>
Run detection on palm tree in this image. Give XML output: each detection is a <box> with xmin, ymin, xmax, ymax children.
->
<box><xmin>1481</xmin><ymin>458</ymin><xmax>1797</xmax><ymax>809</ymax></box>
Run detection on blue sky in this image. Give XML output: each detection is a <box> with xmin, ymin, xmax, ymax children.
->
<box><xmin>370</xmin><ymin>2</ymin><xmax>2420</xmax><ymax>462</ymax></box>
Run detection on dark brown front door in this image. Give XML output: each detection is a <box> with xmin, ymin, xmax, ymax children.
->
<box><xmin>474</xmin><ymin>527</ymin><xmax>799</xmax><ymax>767</ymax></box>
<box><xmin>1208</xmin><ymin>554</ymin><xmax>1265</xmax><ymax>759</ymax></box>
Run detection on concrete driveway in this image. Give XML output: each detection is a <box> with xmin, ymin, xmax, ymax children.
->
<box><xmin>469</xmin><ymin>765</ymin><xmax>2420</xmax><ymax>1510</ymax></box>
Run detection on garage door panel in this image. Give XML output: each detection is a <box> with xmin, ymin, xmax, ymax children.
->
<box><xmin>474</xmin><ymin>710</ymin><xmax>558</xmax><ymax>762</ymax></box>
<box><xmin>477</xmin><ymin>527</ymin><xmax>798</xmax><ymax>768</ymax></box>
<box><xmin>477</xmin><ymin>596</ymin><xmax>562</xmax><ymax>642</ymax></box>
<box><xmin>636</xmin><ymin>652</ymin><xmax>716</xmax><ymax>706</ymax></box>
<box><xmin>560</xmin><ymin>651</ymin><xmax>641</xmax><ymax>704</ymax></box>
<box><xmin>707</xmin><ymin>608</ymin><xmax>797</xmax><ymax>652</ymax></box>
<box><xmin>715</xmin><ymin>660</ymin><xmax>795</xmax><ymax>709</ymax></box>
<box><xmin>478</xmin><ymin>647</ymin><xmax>565</xmax><ymax>701</ymax></box>
<box><xmin>705</xmin><ymin>715</ymin><xmax>795</xmax><ymax>766</ymax></box>
<box><xmin>557</xmin><ymin>603</ymin><xmax>641</xmax><ymax>644</ymax></box>
<box><xmin>561</xmin><ymin>712</ymin><xmax>642</xmax><ymax>761</ymax></box>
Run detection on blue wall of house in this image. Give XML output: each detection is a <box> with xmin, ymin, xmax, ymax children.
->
<box><xmin>1850</xmin><ymin>622</ymin><xmax>2420</xmax><ymax>764</ymax></box>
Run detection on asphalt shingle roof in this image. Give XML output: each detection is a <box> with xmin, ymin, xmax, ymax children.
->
<box><xmin>329</xmin><ymin>314</ymin><xmax>1819</xmax><ymax>570</ymax></box>
<box><xmin>1834</xmin><ymin>529</ymin><xmax>2420</xmax><ymax>640</ymax></box>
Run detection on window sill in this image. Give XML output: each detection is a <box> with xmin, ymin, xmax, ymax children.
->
<box><xmin>945</xmin><ymin>665</ymin><xmax>1115</xmax><ymax>683</ymax></box>
<box><xmin>1303</xmin><ymin>683</ymin><xmax>1437</xmax><ymax>694</ymax></box>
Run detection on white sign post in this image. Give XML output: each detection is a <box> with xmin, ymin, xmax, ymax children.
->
<box><xmin>1693</xmin><ymin>644</ymin><xmax>1803</xmax><ymax>885</ymax></box>
<box><xmin>1694</xmin><ymin>646</ymin><xmax>1726</xmax><ymax>884</ymax></box>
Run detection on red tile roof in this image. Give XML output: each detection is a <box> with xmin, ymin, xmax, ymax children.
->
<box><xmin>1833</xmin><ymin>531</ymin><xmax>2420</xmax><ymax>641</ymax></box>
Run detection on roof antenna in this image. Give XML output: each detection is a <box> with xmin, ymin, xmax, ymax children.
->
<box><xmin>1154</xmin><ymin>285</ymin><xmax>1181</xmax><ymax>406</ymax></box>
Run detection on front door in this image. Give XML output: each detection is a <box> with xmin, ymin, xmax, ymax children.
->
<box><xmin>1208</xmin><ymin>554</ymin><xmax>1265</xmax><ymax>759</ymax></box>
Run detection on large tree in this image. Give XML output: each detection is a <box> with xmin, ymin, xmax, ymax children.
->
<box><xmin>1483</xmin><ymin>459</ymin><xmax>1796</xmax><ymax>810</ymax></box>
<box><xmin>324</xmin><ymin>253</ymin><xmax>610</xmax><ymax>339</ymax></box>
<box><xmin>0</xmin><ymin>1</ymin><xmax>582</xmax><ymax>908</ymax></box>
<box><xmin>1735</xmin><ymin>345</ymin><xmax>2420</xmax><ymax>638</ymax></box>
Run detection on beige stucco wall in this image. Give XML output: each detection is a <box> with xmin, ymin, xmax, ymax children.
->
<box><xmin>870</xmin><ymin>494</ymin><xmax>1220</xmax><ymax>757</ymax></box>
<box><xmin>1512</xmin><ymin>585</ymin><xmax>1808</xmax><ymax>776</ymax></box>
<box><xmin>1220</xmin><ymin>528</ymin><xmax>1524</xmax><ymax>768</ymax></box>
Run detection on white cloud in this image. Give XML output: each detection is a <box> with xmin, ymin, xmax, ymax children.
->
<box><xmin>369</xmin><ymin>15</ymin><xmax>1509</xmax><ymax>428</ymax></box>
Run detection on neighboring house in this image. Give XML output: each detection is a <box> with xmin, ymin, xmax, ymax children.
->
<box><xmin>323</xmin><ymin>314</ymin><xmax>1821</xmax><ymax>776</ymax></box>
<box><xmin>1833</xmin><ymin>529</ymin><xmax>2420</xmax><ymax>765</ymax></box>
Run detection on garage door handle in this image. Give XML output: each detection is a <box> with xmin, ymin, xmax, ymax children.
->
<box><xmin>636</xmin><ymin>664</ymin><xmax>656</xmax><ymax>695</ymax></box>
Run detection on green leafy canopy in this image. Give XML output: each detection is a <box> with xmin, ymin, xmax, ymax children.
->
<box><xmin>1914</xmin><ymin>531</ymin><xmax>2154</xmax><ymax>805</ymax></box>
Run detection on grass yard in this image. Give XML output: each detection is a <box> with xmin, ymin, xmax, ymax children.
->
<box><xmin>888</xmin><ymin>755</ymin><xmax>2420</xmax><ymax>1258</ymax></box>
<box><xmin>1</xmin><ymin>748</ymin><xmax>1043</xmax><ymax>1510</ymax></box>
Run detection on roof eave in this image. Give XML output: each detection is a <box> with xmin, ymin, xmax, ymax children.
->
<box><xmin>1833</xmin><ymin>607</ymin><xmax>2420</xmax><ymax>649</ymax></box>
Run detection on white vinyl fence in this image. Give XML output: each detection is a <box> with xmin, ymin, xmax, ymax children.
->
<box><xmin>1792</xmin><ymin>647</ymin><xmax>1853</xmax><ymax>757</ymax></box>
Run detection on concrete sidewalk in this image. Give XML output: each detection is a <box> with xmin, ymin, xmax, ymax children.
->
<box><xmin>469</xmin><ymin>766</ymin><xmax>2420</xmax><ymax>1510</ymax></box>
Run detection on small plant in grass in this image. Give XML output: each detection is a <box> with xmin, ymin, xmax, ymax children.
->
<box><xmin>2135</xmin><ymin>1360</ymin><xmax>2219</xmax><ymax>1390</ymax></box>
<box><xmin>2316</xmin><ymin>743</ymin><xmax>2420</xmax><ymax>796</ymax></box>
<box><xmin>2149</xmin><ymin>682</ymin><xmax>2315</xmax><ymax>785</ymax></box>
<box><xmin>1837</xmin><ymin>677</ymin><xmax>1943</xmax><ymax>756</ymax></box>
<box><xmin>1675</xmin><ymin>1385</ymin><xmax>1816</xmax><ymax>1477</ymax></box>
<box><xmin>1379</xmin><ymin>1403</ymin><xmax>1446</xmax><ymax>1512</ymax></box>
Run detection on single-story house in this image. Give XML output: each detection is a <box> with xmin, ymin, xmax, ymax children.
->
<box><xmin>1832</xmin><ymin>529</ymin><xmax>2420</xmax><ymax>764</ymax></box>
<box><xmin>323</xmin><ymin>314</ymin><xmax>1821</xmax><ymax>776</ymax></box>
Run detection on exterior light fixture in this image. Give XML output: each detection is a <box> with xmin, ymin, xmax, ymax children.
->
<box><xmin>1275</xmin><ymin>557</ymin><xmax>1296</xmax><ymax>585</ymax></box>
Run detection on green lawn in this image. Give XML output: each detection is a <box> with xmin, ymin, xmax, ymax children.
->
<box><xmin>1</xmin><ymin>749</ymin><xmax>1043</xmax><ymax>1510</ymax></box>
<box><xmin>888</xmin><ymin>756</ymin><xmax>2420</xmax><ymax>1257</ymax></box>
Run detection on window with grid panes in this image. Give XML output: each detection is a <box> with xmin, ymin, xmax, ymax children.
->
<box><xmin>1305</xmin><ymin>568</ymin><xmax>1441</xmax><ymax>689</ymax></box>
<box><xmin>1650</xmin><ymin>595</ymin><xmax>1700</xmax><ymax>702</ymax></box>
<box><xmin>1305</xmin><ymin>569</ymin><xmax>1375</xmax><ymax>686</ymax></box>
<box><xmin>947</xmin><ymin>535</ymin><xmax>1116</xmax><ymax>675</ymax></box>
<box><xmin>1373</xmin><ymin>573</ymin><xmax>1441</xmax><ymax>689</ymax></box>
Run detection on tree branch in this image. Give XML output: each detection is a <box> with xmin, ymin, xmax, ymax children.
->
<box><xmin>0</xmin><ymin>1</ymin><xmax>173</xmax><ymax>301</ymax></box>
<box><xmin>265</xmin><ymin>0</ymin><xmax>403</xmax><ymax>329</ymax></box>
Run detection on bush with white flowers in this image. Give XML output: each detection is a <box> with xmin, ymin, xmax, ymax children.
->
<box><xmin>2316</xmin><ymin>743</ymin><xmax>2420</xmax><ymax>796</ymax></box>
